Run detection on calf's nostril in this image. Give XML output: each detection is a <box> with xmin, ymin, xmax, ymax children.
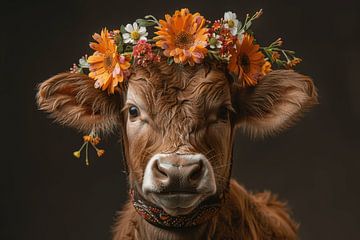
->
<box><xmin>188</xmin><ymin>161</ymin><xmax>203</xmax><ymax>182</ymax></box>
<box><xmin>153</xmin><ymin>160</ymin><xmax>168</xmax><ymax>178</ymax></box>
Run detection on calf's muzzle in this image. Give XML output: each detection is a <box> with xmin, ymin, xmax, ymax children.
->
<box><xmin>142</xmin><ymin>153</ymin><xmax>217</xmax><ymax>216</ymax></box>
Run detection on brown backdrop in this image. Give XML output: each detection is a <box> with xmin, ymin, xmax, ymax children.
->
<box><xmin>3</xmin><ymin>0</ymin><xmax>360</xmax><ymax>239</ymax></box>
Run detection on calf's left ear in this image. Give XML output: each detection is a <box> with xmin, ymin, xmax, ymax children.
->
<box><xmin>232</xmin><ymin>70</ymin><xmax>318</xmax><ymax>137</ymax></box>
<box><xmin>36</xmin><ymin>72</ymin><xmax>122</xmax><ymax>133</ymax></box>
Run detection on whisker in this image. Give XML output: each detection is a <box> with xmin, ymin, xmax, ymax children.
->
<box><xmin>212</xmin><ymin>163</ymin><xmax>231</xmax><ymax>170</ymax></box>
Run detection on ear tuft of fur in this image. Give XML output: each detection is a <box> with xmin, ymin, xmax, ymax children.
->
<box><xmin>233</xmin><ymin>70</ymin><xmax>318</xmax><ymax>138</ymax></box>
<box><xmin>36</xmin><ymin>72</ymin><xmax>122</xmax><ymax>133</ymax></box>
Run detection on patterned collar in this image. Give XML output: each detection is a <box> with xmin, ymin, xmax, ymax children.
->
<box><xmin>130</xmin><ymin>188</ymin><xmax>223</xmax><ymax>229</ymax></box>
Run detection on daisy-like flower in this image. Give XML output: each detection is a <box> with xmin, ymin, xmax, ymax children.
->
<box><xmin>154</xmin><ymin>8</ymin><xmax>208</xmax><ymax>65</ymax></box>
<box><xmin>228</xmin><ymin>34</ymin><xmax>265</xmax><ymax>87</ymax></box>
<box><xmin>224</xmin><ymin>11</ymin><xmax>239</xmax><ymax>36</ymax></box>
<box><xmin>87</xmin><ymin>28</ymin><xmax>131</xmax><ymax>94</ymax></box>
<box><xmin>123</xmin><ymin>22</ymin><xmax>148</xmax><ymax>44</ymax></box>
<box><xmin>208</xmin><ymin>33</ymin><xmax>222</xmax><ymax>49</ymax></box>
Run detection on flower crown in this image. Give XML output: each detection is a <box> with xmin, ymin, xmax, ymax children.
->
<box><xmin>70</xmin><ymin>8</ymin><xmax>301</xmax><ymax>94</ymax></box>
<box><xmin>70</xmin><ymin>8</ymin><xmax>302</xmax><ymax>164</ymax></box>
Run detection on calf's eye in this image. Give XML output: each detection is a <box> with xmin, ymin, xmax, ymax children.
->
<box><xmin>218</xmin><ymin>106</ymin><xmax>229</xmax><ymax>121</ymax></box>
<box><xmin>128</xmin><ymin>105</ymin><xmax>140</xmax><ymax>118</ymax></box>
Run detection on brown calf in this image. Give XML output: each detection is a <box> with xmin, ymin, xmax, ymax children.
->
<box><xmin>37</xmin><ymin>61</ymin><xmax>317</xmax><ymax>239</ymax></box>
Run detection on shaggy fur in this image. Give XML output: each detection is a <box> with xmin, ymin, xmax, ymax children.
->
<box><xmin>113</xmin><ymin>180</ymin><xmax>298</xmax><ymax>240</ymax></box>
<box><xmin>233</xmin><ymin>70</ymin><xmax>318</xmax><ymax>137</ymax></box>
<box><xmin>122</xmin><ymin>63</ymin><xmax>234</xmax><ymax>193</ymax></box>
<box><xmin>37</xmin><ymin>73</ymin><xmax>122</xmax><ymax>133</ymax></box>
<box><xmin>36</xmin><ymin>60</ymin><xmax>317</xmax><ymax>240</ymax></box>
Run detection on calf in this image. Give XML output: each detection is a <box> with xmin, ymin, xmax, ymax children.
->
<box><xmin>37</xmin><ymin>60</ymin><xmax>317</xmax><ymax>239</ymax></box>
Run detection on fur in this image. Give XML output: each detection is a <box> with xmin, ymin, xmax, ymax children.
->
<box><xmin>36</xmin><ymin>61</ymin><xmax>317</xmax><ymax>239</ymax></box>
<box><xmin>112</xmin><ymin>180</ymin><xmax>298</xmax><ymax>240</ymax></box>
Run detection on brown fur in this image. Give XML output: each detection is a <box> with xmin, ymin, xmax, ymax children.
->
<box><xmin>36</xmin><ymin>60</ymin><xmax>317</xmax><ymax>240</ymax></box>
<box><xmin>113</xmin><ymin>180</ymin><xmax>298</xmax><ymax>240</ymax></box>
<box><xmin>36</xmin><ymin>72</ymin><xmax>122</xmax><ymax>133</ymax></box>
<box><xmin>233</xmin><ymin>70</ymin><xmax>318</xmax><ymax>138</ymax></box>
<box><xmin>122</xmin><ymin>63</ymin><xmax>234</xmax><ymax>192</ymax></box>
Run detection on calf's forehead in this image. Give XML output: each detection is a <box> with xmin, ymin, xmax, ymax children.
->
<box><xmin>126</xmin><ymin>65</ymin><xmax>232</xmax><ymax>116</ymax></box>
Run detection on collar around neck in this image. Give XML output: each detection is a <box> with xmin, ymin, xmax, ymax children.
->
<box><xmin>130</xmin><ymin>188</ymin><xmax>223</xmax><ymax>229</ymax></box>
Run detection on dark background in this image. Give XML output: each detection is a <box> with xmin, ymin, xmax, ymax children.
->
<box><xmin>3</xmin><ymin>0</ymin><xmax>360</xmax><ymax>239</ymax></box>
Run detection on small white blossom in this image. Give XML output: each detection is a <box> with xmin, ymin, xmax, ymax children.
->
<box><xmin>224</xmin><ymin>11</ymin><xmax>239</xmax><ymax>36</ymax></box>
<box><xmin>209</xmin><ymin>33</ymin><xmax>222</xmax><ymax>49</ymax></box>
<box><xmin>122</xmin><ymin>22</ymin><xmax>148</xmax><ymax>44</ymax></box>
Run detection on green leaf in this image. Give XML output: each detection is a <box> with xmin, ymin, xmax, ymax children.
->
<box><xmin>144</xmin><ymin>15</ymin><xmax>160</xmax><ymax>26</ymax></box>
<box><xmin>167</xmin><ymin>57</ymin><xmax>174</xmax><ymax>65</ymax></box>
<box><xmin>237</xmin><ymin>21</ymin><xmax>243</xmax><ymax>31</ymax></box>
<box><xmin>144</xmin><ymin>15</ymin><xmax>155</xmax><ymax>19</ymax></box>
<box><xmin>126</xmin><ymin>45</ymin><xmax>133</xmax><ymax>52</ymax></box>
<box><xmin>136</xmin><ymin>19</ymin><xmax>156</xmax><ymax>27</ymax></box>
<box><xmin>116</xmin><ymin>34</ymin><xmax>124</xmax><ymax>53</ymax></box>
<box><xmin>117</xmin><ymin>44</ymin><xmax>124</xmax><ymax>54</ymax></box>
<box><xmin>120</xmin><ymin>25</ymin><xmax>126</xmax><ymax>34</ymax></box>
<box><xmin>144</xmin><ymin>15</ymin><xmax>158</xmax><ymax>22</ymax></box>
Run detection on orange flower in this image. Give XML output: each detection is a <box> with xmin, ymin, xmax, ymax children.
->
<box><xmin>87</xmin><ymin>28</ymin><xmax>131</xmax><ymax>94</ymax></box>
<box><xmin>287</xmin><ymin>57</ymin><xmax>302</xmax><ymax>68</ymax></box>
<box><xmin>83</xmin><ymin>135</ymin><xmax>92</xmax><ymax>142</ymax></box>
<box><xmin>91</xmin><ymin>136</ymin><xmax>101</xmax><ymax>145</ymax></box>
<box><xmin>154</xmin><ymin>8</ymin><xmax>208</xmax><ymax>65</ymax></box>
<box><xmin>228</xmin><ymin>34</ymin><xmax>265</xmax><ymax>87</ymax></box>
<box><xmin>261</xmin><ymin>61</ymin><xmax>272</xmax><ymax>75</ymax></box>
<box><xmin>96</xmin><ymin>149</ymin><xmax>105</xmax><ymax>157</ymax></box>
<box><xmin>271</xmin><ymin>51</ymin><xmax>280</xmax><ymax>61</ymax></box>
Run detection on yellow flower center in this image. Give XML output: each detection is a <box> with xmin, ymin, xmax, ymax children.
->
<box><xmin>228</xmin><ymin>20</ymin><xmax>235</xmax><ymax>28</ymax></box>
<box><xmin>209</xmin><ymin>37</ymin><xmax>217</xmax><ymax>46</ymax></box>
<box><xmin>131</xmin><ymin>31</ymin><xmax>140</xmax><ymax>40</ymax></box>
<box><xmin>175</xmin><ymin>31</ymin><xmax>194</xmax><ymax>49</ymax></box>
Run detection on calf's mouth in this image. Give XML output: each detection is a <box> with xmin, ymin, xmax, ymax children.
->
<box><xmin>141</xmin><ymin>153</ymin><xmax>217</xmax><ymax>216</ymax></box>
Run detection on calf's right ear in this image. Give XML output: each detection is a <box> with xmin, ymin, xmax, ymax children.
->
<box><xmin>36</xmin><ymin>72</ymin><xmax>122</xmax><ymax>133</ymax></box>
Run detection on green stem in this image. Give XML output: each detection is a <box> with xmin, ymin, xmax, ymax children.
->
<box><xmin>78</xmin><ymin>142</ymin><xmax>87</xmax><ymax>152</ymax></box>
<box><xmin>90</xmin><ymin>142</ymin><xmax>99</xmax><ymax>151</ymax></box>
<box><xmin>85</xmin><ymin>142</ymin><xmax>89</xmax><ymax>166</ymax></box>
<box><xmin>282</xmin><ymin>50</ymin><xmax>291</xmax><ymax>62</ymax></box>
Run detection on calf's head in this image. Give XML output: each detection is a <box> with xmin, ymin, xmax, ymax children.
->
<box><xmin>37</xmin><ymin>60</ymin><xmax>317</xmax><ymax>216</ymax></box>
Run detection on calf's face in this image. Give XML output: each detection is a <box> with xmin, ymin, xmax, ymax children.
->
<box><xmin>37</xmin><ymin>61</ymin><xmax>317</xmax><ymax>216</ymax></box>
<box><xmin>124</xmin><ymin>64</ymin><xmax>233</xmax><ymax>215</ymax></box>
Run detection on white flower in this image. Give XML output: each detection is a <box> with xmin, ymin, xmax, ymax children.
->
<box><xmin>223</xmin><ymin>11</ymin><xmax>239</xmax><ymax>36</ymax></box>
<box><xmin>122</xmin><ymin>22</ymin><xmax>148</xmax><ymax>44</ymax></box>
<box><xmin>209</xmin><ymin>33</ymin><xmax>222</xmax><ymax>49</ymax></box>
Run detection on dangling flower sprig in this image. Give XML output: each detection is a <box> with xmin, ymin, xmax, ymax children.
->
<box><xmin>261</xmin><ymin>38</ymin><xmax>302</xmax><ymax>68</ymax></box>
<box><xmin>73</xmin><ymin>129</ymin><xmax>105</xmax><ymax>166</ymax></box>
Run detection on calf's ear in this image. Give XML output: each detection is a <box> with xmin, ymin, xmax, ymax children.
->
<box><xmin>36</xmin><ymin>72</ymin><xmax>122</xmax><ymax>133</ymax></box>
<box><xmin>232</xmin><ymin>70</ymin><xmax>318</xmax><ymax>137</ymax></box>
